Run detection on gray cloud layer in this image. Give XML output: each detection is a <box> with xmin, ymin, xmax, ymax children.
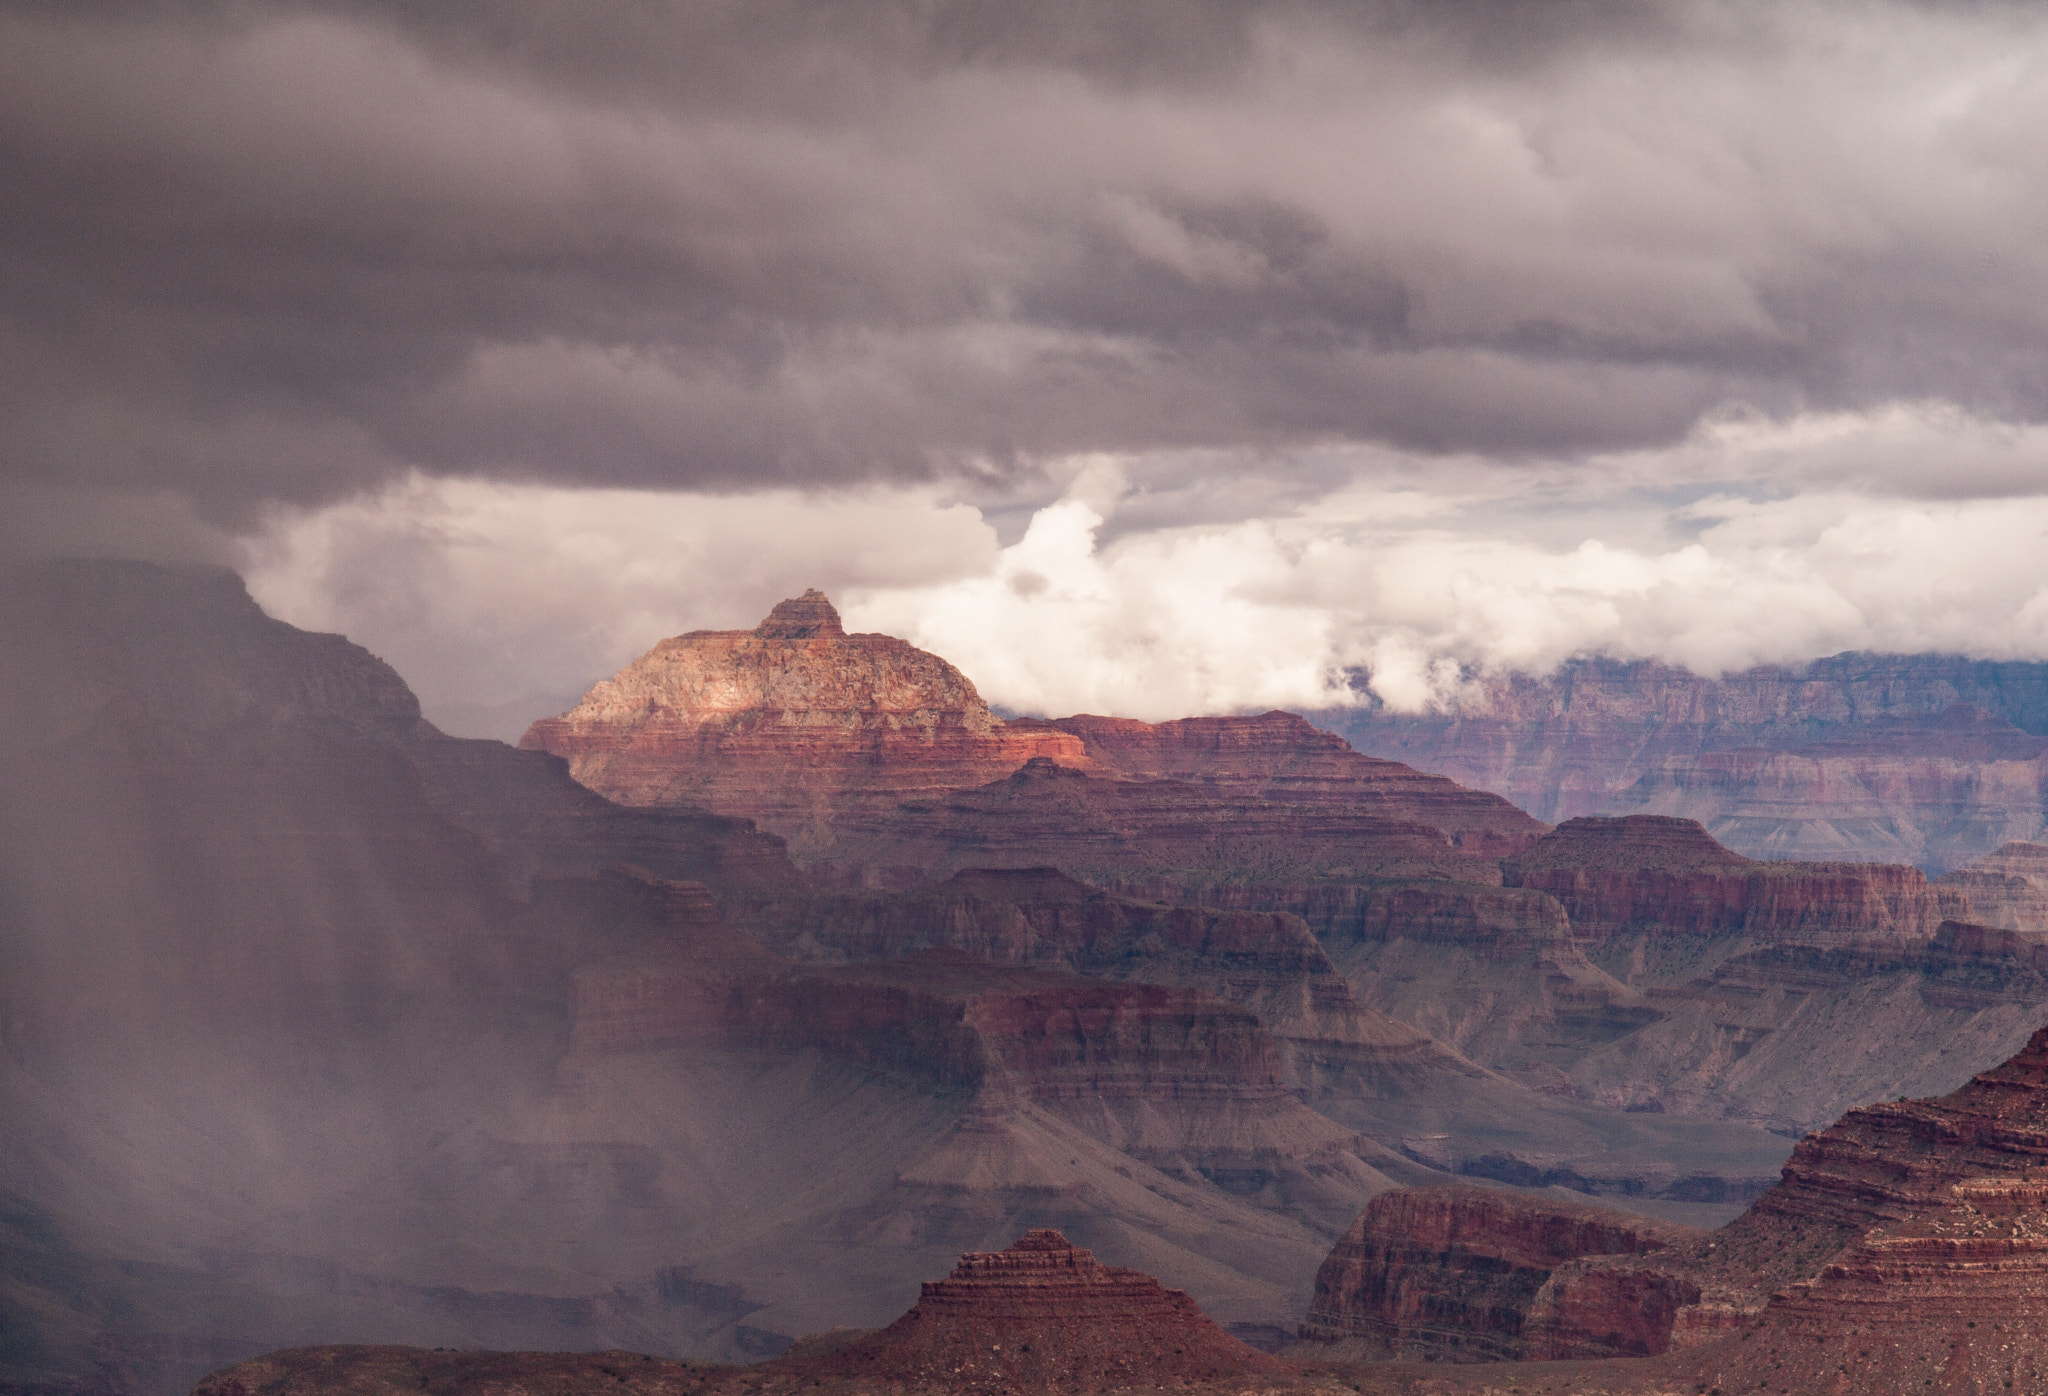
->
<box><xmin>6</xmin><ymin>0</ymin><xmax>2048</xmax><ymax>533</ymax></box>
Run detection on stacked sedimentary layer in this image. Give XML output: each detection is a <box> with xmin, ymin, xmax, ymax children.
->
<box><xmin>520</xmin><ymin>592</ymin><xmax>1083</xmax><ymax>852</ymax></box>
<box><xmin>814</xmin><ymin>1229</ymin><xmax>1284</xmax><ymax>1392</ymax></box>
<box><xmin>1503</xmin><ymin>814</ymin><xmax>1961</xmax><ymax>942</ymax></box>
<box><xmin>1019</xmin><ymin>712</ymin><xmax>1546</xmax><ymax>856</ymax></box>
<box><xmin>1936</xmin><ymin>839</ymin><xmax>2048</xmax><ymax>934</ymax></box>
<box><xmin>522</xmin><ymin>592</ymin><xmax>1544</xmax><ymax>863</ymax></box>
<box><xmin>1296</xmin><ymin>1186</ymin><xmax>1695</xmax><ymax>1362</ymax></box>
<box><xmin>1296</xmin><ymin>1018</ymin><xmax>2048</xmax><ymax>1380</ymax></box>
<box><xmin>1318</xmin><ymin>653</ymin><xmax>2048</xmax><ymax>869</ymax></box>
<box><xmin>809</xmin><ymin>755</ymin><xmax>1498</xmax><ymax>890</ymax></box>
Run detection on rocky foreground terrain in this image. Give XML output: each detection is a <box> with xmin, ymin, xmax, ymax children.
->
<box><xmin>195</xmin><ymin>1020</ymin><xmax>2048</xmax><ymax>1396</ymax></box>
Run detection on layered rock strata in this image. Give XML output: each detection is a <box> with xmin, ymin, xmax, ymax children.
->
<box><xmin>732</xmin><ymin>865</ymin><xmax>1465</xmax><ymax>1093</ymax></box>
<box><xmin>565</xmin><ymin>885</ymin><xmax>1391</xmax><ymax>1210</ymax></box>
<box><xmin>1503</xmin><ymin>814</ymin><xmax>1961</xmax><ymax>943</ymax></box>
<box><xmin>1282</xmin><ymin>1019</ymin><xmax>2048</xmax><ymax>1389</ymax></box>
<box><xmin>1295</xmin><ymin>1185</ymin><xmax>1696</xmax><ymax>1362</ymax></box>
<box><xmin>522</xmin><ymin>592</ymin><xmax>1546</xmax><ymax>863</ymax></box>
<box><xmin>1318</xmin><ymin>652</ymin><xmax>2048</xmax><ymax>869</ymax></box>
<box><xmin>808</xmin><ymin>756</ymin><xmax>1498</xmax><ymax>891</ymax></box>
<box><xmin>1019</xmin><ymin>711</ymin><xmax>1546</xmax><ymax>855</ymax></box>
<box><xmin>520</xmin><ymin>592</ymin><xmax>1085</xmax><ymax>854</ymax></box>
<box><xmin>1935</xmin><ymin>839</ymin><xmax>2048</xmax><ymax>933</ymax></box>
<box><xmin>810</xmin><ymin>1229</ymin><xmax>1286</xmax><ymax>1392</ymax></box>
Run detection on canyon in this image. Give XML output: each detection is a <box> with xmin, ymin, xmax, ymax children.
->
<box><xmin>12</xmin><ymin>569</ymin><xmax>2048</xmax><ymax>1396</ymax></box>
<box><xmin>1284</xmin><ymin>1017</ymin><xmax>2048</xmax><ymax>1394</ymax></box>
<box><xmin>191</xmin><ymin>1019</ymin><xmax>2048</xmax><ymax>1396</ymax></box>
<box><xmin>1318</xmin><ymin>652</ymin><xmax>2048</xmax><ymax>870</ymax></box>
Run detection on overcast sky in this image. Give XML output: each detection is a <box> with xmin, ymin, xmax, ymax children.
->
<box><xmin>7</xmin><ymin>0</ymin><xmax>2048</xmax><ymax>726</ymax></box>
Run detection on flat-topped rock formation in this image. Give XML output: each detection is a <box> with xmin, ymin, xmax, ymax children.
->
<box><xmin>806</xmin><ymin>1229</ymin><xmax>1286</xmax><ymax>1392</ymax></box>
<box><xmin>520</xmin><ymin>592</ymin><xmax>1083</xmax><ymax>853</ymax></box>
<box><xmin>523</xmin><ymin>592</ymin><xmax>1551</xmax><ymax>864</ymax></box>
<box><xmin>1018</xmin><ymin>712</ymin><xmax>1547</xmax><ymax>856</ymax></box>
<box><xmin>1295</xmin><ymin>1185</ymin><xmax>1698</xmax><ymax>1362</ymax></box>
<box><xmin>809</xmin><ymin>755</ymin><xmax>1498</xmax><ymax>891</ymax></box>
<box><xmin>1503</xmin><ymin>814</ymin><xmax>1960</xmax><ymax>943</ymax></box>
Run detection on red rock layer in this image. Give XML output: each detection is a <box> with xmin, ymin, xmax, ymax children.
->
<box><xmin>1502</xmin><ymin>814</ymin><xmax>1959</xmax><ymax>943</ymax></box>
<box><xmin>1295</xmin><ymin>1186</ymin><xmax>1695</xmax><ymax>1362</ymax></box>
<box><xmin>809</xmin><ymin>756</ymin><xmax>1496</xmax><ymax>891</ymax></box>
<box><xmin>520</xmin><ymin>592</ymin><xmax>1084</xmax><ymax>854</ymax></box>
<box><xmin>730</xmin><ymin>865</ymin><xmax>1469</xmax><ymax>1113</ymax></box>
<box><xmin>1020</xmin><ymin>711</ymin><xmax>1547</xmax><ymax>856</ymax></box>
<box><xmin>813</xmin><ymin>1229</ymin><xmax>1286</xmax><ymax>1392</ymax></box>
<box><xmin>571</xmin><ymin>939</ymin><xmax>1289</xmax><ymax>1107</ymax></box>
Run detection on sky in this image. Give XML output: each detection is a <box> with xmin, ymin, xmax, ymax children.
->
<box><xmin>6</xmin><ymin>0</ymin><xmax>2048</xmax><ymax>728</ymax></box>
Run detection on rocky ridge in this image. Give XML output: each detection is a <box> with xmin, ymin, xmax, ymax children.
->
<box><xmin>1290</xmin><ymin>1015</ymin><xmax>2048</xmax><ymax>1387</ymax></box>
<box><xmin>522</xmin><ymin>594</ymin><xmax>1545</xmax><ymax>864</ymax></box>
<box><xmin>1317</xmin><ymin>653</ymin><xmax>2048</xmax><ymax>869</ymax></box>
<box><xmin>1295</xmin><ymin>1186</ymin><xmax>1696</xmax><ymax>1362</ymax></box>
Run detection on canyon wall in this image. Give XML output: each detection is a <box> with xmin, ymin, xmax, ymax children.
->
<box><xmin>1316</xmin><ymin>652</ymin><xmax>2048</xmax><ymax>870</ymax></box>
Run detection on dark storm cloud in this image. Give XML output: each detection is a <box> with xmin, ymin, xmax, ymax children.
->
<box><xmin>3</xmin><ymin>0</ymin><xmax>2046</xmax><ymax>526</ymax></box>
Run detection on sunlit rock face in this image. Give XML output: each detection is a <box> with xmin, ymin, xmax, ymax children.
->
<box><xmin>520</xmin><ymin>591</ymin><xmax>1086</xmax><ymax>854</ymax></box>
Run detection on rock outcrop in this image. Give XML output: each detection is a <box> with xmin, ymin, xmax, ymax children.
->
<box><xmin>1935</xmin><ymin>839</ymin><xmax>2048</xmax><ymax>933</ymax></box>
<box><xmin>1295</xmin><ymin>1186</ymin><xmax>1696</xmax><ymax>1362</ymax></box>
<box><xmin>809</xmin><ymin>1229</ymin><xmax>1286</xmax><ymax>1392</ymax></box>
<box><xmin>1282</xmin><ymin>1018</ymin><xmax>2048</xmax><ymax>1390</ymax></box>
<box><xmin>522</xmin><ymin>593</ymin><xmax>1548</xmax><ymax>864</ymax></box>
<box><xmin>1502</xmin><ymin>814</ymin><xmax>1960</xmax><ymax>943</ymax></box>
<box><xmin>731</xmin><ymin>866</ymin><xmax>1457</xmax><ymax>1098</ymax></box>
<box><xmin>520</xmin><ymin>592</ymin><xmax>1084</xmax><ymax>853</ymax></box>
<box><xmin>563</xmin><ymin>879</ymin><xmax>1395</xmax><ymax>1225</ymax></box>
<box><xmin>1019</xmin><ymin>712</ymin><xmax>1546</xmax><ymax>856</ymax></box>
<box><xmin>189</xmin><ymin>1234</ymin><xmax>1288</xmax><ymax>1396</ymax></box>
<box><xmin>809</xmin><ymin>755</ymin><xmax>1498</xmax><ymax>891</ymax></box>
<box><xmin>1317</xmin><ymin>652</ymin><xmax>2048</xmax><ymax>869</ymax></box>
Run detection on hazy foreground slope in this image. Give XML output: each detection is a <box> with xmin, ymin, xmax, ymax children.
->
<box><xmin>0</xmin><ymin>563</ymin><xmax>1400</xmax><ymax>1396</ymax></box>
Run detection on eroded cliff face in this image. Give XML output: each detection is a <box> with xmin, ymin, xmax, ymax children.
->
<box><xmin>1317</xmin><ymin>654</ymin><xmax>2048</xmax><ymax>870</ymax></box>
<box><xmin>807</xmin><ymin>756</ymin><xmax>1498</xmax><ymax>891</ymax></box>
<box><xmin>1295</xmin><ymin>1186</ymin><xmax>1695</xmax><ymax>1362</ymax></box>
<box><xmin>520</xmin><ymin>592</ymin><xmax>1084</xmax><ymax>853</ymax></box>
<box><xmin>1502</xmin><ymin>815</ymin><xmax>1960</xmax><ymax>943</ymax></box>
<box><xmin>1020</xmin><ymin>712</ymin><xmax>1546</xmax><ymax>856</ymax></box>
<box><xmin>1281</xmin><ymin>1018</ymin><xmax>2048</xmax><ymax>1391</ymax></box>
<box><xmin>3</xmin><ymin>563</ymin><xmax>1413</xmax><ymax>1395</ymax></box>
<box><xmin>1935</xmin><ymin>839</ymin><xmax>2048</xmax><ymax>933</ymax></box>
<box><xmin>522</xmin><ymin>594</ymin><xmax>1546</xmax><ymax>864</ymax></box>
<box><xmin>562</xmin><ymin>876</ymin><xmax>1397</xmax><ymax>1234</ymax></box>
